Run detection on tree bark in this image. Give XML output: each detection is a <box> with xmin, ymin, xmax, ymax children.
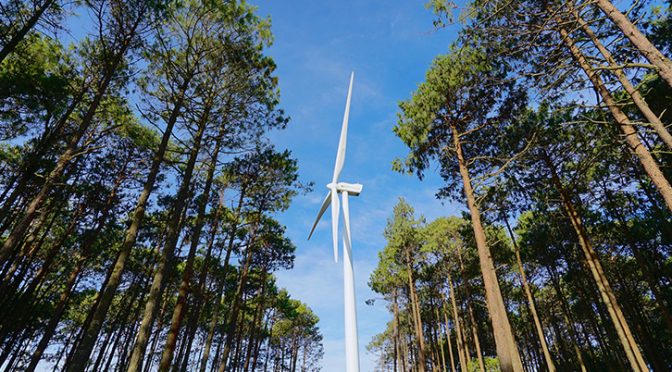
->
<box><xmin>542</xmin><ymin>151</ymin><xmax>648</xmax><ymax>371</ymax></box>
<box><xmin>405</xmin><ymin>247</ymin><xmax>427</xmax><ymax>371</ymax></box>
<box><xmin>441</xmin><ymin>296</ymin><xmax>456</xmax><ymax>372</ymax></box>
<box><xmin>570</xmin><ymin>6</ymin><xmax>672</xmax><ymax>149</ymax></box>
<box><xmin>592</xmin><ymin>0</ymin><xmax>672</xmax><ymax>87</ymax></box>
<box><xmin>502</xmin><ymin>216</ymin><xmax>556</xmax><ymax>371</ymax></box>
<box><xmin>450</xmin><ymin>123</ymin><xmax>523</xmax><ymax>372</ymax></box>
<box><xmin>547</xmin><ymin>267</ymin><xmax>588</xmax><ymax>372</ymax></box>
<box><xmin>159</xmin><ymin>106</ymin><xmax>223</xmax><ymax>370</ymax></box>
<box><xmin>0</xmin><ymin>0</ymin><xmax>56</xmax><ymax>63</ymax></box>
<box><xmin>556</xmin><ymin>20</ymin><xmax>672</xmax><ymax>214</ymax></box>
<box><xmin>67</xmin><ymin>75</ymin><xmax>191</xmax><ymax>372</ymax></box>
<box><xmin>0</xmin><ymin>12</ymin><xmax>142</xmax><ymax>265</ymax></box>
<box><xmin>199</xmin><ymin>191</ymin><xmax>245</xmax><ymax>372</ymax></box>
<box><xmin>445</xmin><ymin>277</ymin><xmax>467</xmax><ymax>371</ymax></box>
<box><xmin>218</xmin><ymin>236</ymin><xmax>256</xmax><ymax>372</ymax></box>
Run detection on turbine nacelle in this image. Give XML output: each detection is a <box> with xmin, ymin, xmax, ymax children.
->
<box><xmin>326</xmin><ymin>182</ymin><xmax>363</xmax><ymax>196</ymax></box>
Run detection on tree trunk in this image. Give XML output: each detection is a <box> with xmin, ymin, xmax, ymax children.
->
<box><xmin>547</xmin><ymin>267</ymin><xmax>588</xmax><ymax>372</ymax></box>
<box><xmin>180</xmin><ymin>193</ymin><xmax>224</xmax><ymax>372</ymax></box>
<box><xmin>244</xmin><ymin>273</ymin><xmax>267</xmax><ymax>372</ymax></box>
<box><xmin>67</xmin><ymin>75</ymin><xmax>191</xmax><ymax>372</ymax></box>
<box><xmin>199</xmin><ymin>193</ymin><xmax>244</xmax><ymax>372</ymax></box>
<box><xmin>0</xmin><ymin>13</ymin><xmax>142</xmax><ymax>265</ymax></box>
<box><xmin>441</xmin><ymin>297</ymin><xmax>456</xmax><ymax>372</ymax></box>
<box><xmin>25</xmin><ymin>258</ymin><xmax>84</xmax><ymax>371</ymax></box>
<box><xmin>218</xmin><ymin>237</ymin><xmax>256</xmax><ymax>372</ymax></box>
<box><xmin>542</xmin><ymin>151</ymin><xmax>648</xmax><ymax>371</ymax></box>
<box><xmin>159</xmin><ymin>107</ymin><xmax>221</xmax><ymax>370</ymax></box>
<box><xmin>23</xmin><ymin>158</ymin><xmax>131</xmax><ymax>367</ymax></box>
<box><xmin>405</xmin><ymin>248</ymin><xmax>427</xmax><ymax>371</ymax></box>
<box><xmin>502</xmin><ymin>216</ymin><xmax>556</xmax><ymax>371</ymax></box>
<box><xmin>570</xmin><ymin>6</ymin><xmax>672</xmax><ymax>149</ymax></box>
<box><xmin>0</xmin><ymin>0</ymin><xmax>55</xmax><ymax>63</ymax></box>
<box><xmin>450</xmin><ymin>123</ymin><xmax>523</xmax><ymax>372</ymax></box>
<box><xmin>445</xmin><ymin>277</ymin><xmax>467</xmax><ymax>371</ymax></box>
<box><xmin>434</xmin><ymin>307</ymin><xmax>448</xmax><ymax>372</ymax></box>
<box><xmin>592</xmin><ymin>0</ymin><xmax>672</xmax><ymax>87</ymax></box>
<box><xmin>556</xmin><ymin>20</ymin><xmax>672</xmax><ymax>214</ymax></box>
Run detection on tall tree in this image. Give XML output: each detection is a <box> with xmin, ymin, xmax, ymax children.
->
<box><xmin>394</xmin><ymin>45</ymin><xmax>526</xmax><ymax>372</ymax></box>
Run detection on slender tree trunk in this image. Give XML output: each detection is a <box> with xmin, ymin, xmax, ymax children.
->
<box><xmin>393</xmin><ymin>293</ymin><xmax>401</xmax><ymax>372</ymax></box>
<box><xmin>591</xmin><ymin>0</ymin><xmax>672</xmax><ymax>87</ymax></box>
<box><xmin>199</xmin><ymin>199</ymin><xmax>243</xmax><ymax>372</ymax></box>
<box><xmin>556</xmin><ymin>20</ymin><xmax>672</xmax><ymax>214</ymax></box>
<box><xmin>441</xmin><ymin>298</ymin><xmax>456</xmax><ymax>372</ymax></box>
<box><xmin>570</xmin><ymin>6</ymin><xmax>672</xmax><ymax>149</ymax></box>
<box><xmin>244</xmin><ymin>274</ymin><xmax>267</xmax><ymax>372</ymax></box>
<box><xmin>0</xmin><ymin>85</ymin><xmax>87</xmax><ymax>230</ymax></box>
<box><xmin>467</xmin><ymin>303</ymin><xmax>484</xmax><ymax>372</ymax></box>
<box><xmin>434</xmin><ymin>307</ymin><xmax>448</xmax><ymax>372</ymax></box>
<box><xmin>67</xmin><ymin>76</ymin><xmax>191</xmax><ymax>372</ymax></box>
<box><xmin>547</xmin><ymin>268</ymin><xmax>587</xmax><ymax>372</ymax></box>
<box><xmin>502</xmin><ymin>216</ymin><xmax>556</xmax><ymax>371</ymax></box>
<box><xmin>0</xmin><ymin>0</ymin><xmax>55</xmax><ymax>63</ymax></box>
<box><xmin>542</xmin><ymin>151</ymin><xmax>648</xmax><ymax>371</ymax></box>
<box><xmin>449</xmin><ymin>123</ymin><xmax>523</xmax><ymax>372</ymax></box>
<box><xmin>218</xmin><ymin>235</ymin><xmax>257</xmax><ymax>372</ymax></box>
<box><xmin>159</xmin><ymin>107</ymin><xmax>219</xmax><ymax>369</ymax></box>
<box><xmin>445</xmin><ymin>278</ymin><xmax>467</xmax><ymax>371</ymax></box>
<box><xmin>180</xmin><ymin>193</ymin><xmax>224</xmax><ymax>372</ymax></box>
<box><xmin>91</xmin><ymin>326</ymin><xmax>115</xmax><ymax>372</ymax></box>
<box><xmin>0</xmin><ymin>14</ymin><xmax>142</xmax><ymax>265</ymax></box>
<box><xmin>25</xmin><ymin>258</ymin><xmax>84</xmax><ymax>371</ymax></box>
<box><xmin>23</xmin><ymin>156</ymin><xmax>132</xmax><ymax>358</ymax></box>
<box><xmin>199</xmin><ymin>272</ymin><xmax>224</xmax><ymax>372</ymax></box>
<box><xmin>405</xmin><ymin>248</ymin><xmax>427</xmax><ymax>371</ymax></box>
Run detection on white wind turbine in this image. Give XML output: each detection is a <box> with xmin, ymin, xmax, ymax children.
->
<box><xmin>307</xmin><ymin>72</ymin><xmax>362</xmax><ymax>372</ymax></box>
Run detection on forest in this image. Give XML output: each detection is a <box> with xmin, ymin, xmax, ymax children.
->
<box><xmin>0</xmin><ymin>0</ymin><xmax>323</xmax><ymax>371</ymax></box>
<box><xmin>2</xmin><ymin>0</ymin><xmax>672</xmax><ymax>371</ymax></box>
<box><xmin>368</xmin><ymin>0</ymin><xmax>672</xmax><ymax>371</ymax></box>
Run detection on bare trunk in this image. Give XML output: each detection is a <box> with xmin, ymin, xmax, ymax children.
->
<box><xmin>199</xmin><ymin>193</ymin><xmax>244</xmax><ymax>372</ymax></box>
<box><xmin>592</xmin><ymin>0</ymin><xmax>672</xmax><ymax>87</ymax></box>
<box><xmin>162</xmin><ymin>110</ymin><xmax>225</xmax><ymax>370</ymax></box>
<box><xmin>67</xmin><ymin>75</ymin><xmax>190</xmax><ymax>372</ymax></box>
<box><xmin>547</xmin><ymin>268</ymin><xmax>587</xmax><ymax>371</ymax></box>
<box><xmin>0</xmin><ymin>0</ymin><xmax>55</xmax><ymax>63</ymax></box>
<box><xmin>0</xmin><ymin>15</ymin><xmax>141</xmax><ymax>265</ymax></box>
<box><xmin>445</xmin><ymin>277</ymin><xmax>467</xmax><ymax>371</ymax></box>
<box><xmin>218</xmin><ymin>231</ymin><xmax>257</xmax><ymax>372</ymax></box>
<box><xmin>25</xmin><ymin>258</ymin><xmax>84</xmax><ymax>371</ymax></box>
<box><xmin>502</xmin><ymin>216</ymin><xmax>555</xmax><ymax>371</ymax></box>
<box><xmin>556</xmin><ymin>20</ymin><xmax>672</xmax><ymax>214</ymax></box>
<box><xmin>155</xmin><ymin>103</ymin><xmax>211</xmax><ymax>371</ymax></box>
<box><xmin>450</xmin><ymin>124</ymin><xmax>523</xmax><ymax>372</ymax></box>
<box><xmin>542</xmin><ymin>151</ymin><xmax>647</xmax><ymax>371</ymax></box>
<box><xmin>405</xmin><ymin>248</ymin><xmax>427</xmax><ymax>371</ymax></box>
<box><xmin>570</xmin><ymin>6</ymin><xmax>672</xmax><ymax>149</ymax></box>
<box><xmin>441</xmin><ymin>297</ymin><xmax>456</xmax><ymax>372</ymax></box>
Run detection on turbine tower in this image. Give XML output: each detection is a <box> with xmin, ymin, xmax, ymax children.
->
<box><xmin>308</xmin><ymin>72</ymin><xmax>362</xmax><ymax>372</ymax></box>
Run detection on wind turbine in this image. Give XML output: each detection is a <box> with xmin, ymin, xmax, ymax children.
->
<box><xmin>308</xmin><ymin>72</ymin><xmax>362</xmax><ymax>372</ymax></box>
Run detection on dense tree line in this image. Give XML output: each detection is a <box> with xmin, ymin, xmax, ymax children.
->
<box><xmin>0</xmin><ymin>0</ymin><xmax>323</xmax><ymax>371</ymax></box>
<box><xmin>370</xmin><ymin>0</ymin><xmax>672</xmax><ymax>371</ymax></box>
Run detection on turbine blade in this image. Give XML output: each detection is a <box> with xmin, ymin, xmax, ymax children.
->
<box><xmin>331</xmin><ymin>188</ymin><xmax>340</xmax><ymax>262</ymax></box>
<box><xmin>308</xmin><ymin>191</ymin><xmax>332</xmax><ymax>240</ymax></box>
<box><xmin>332</xmin><ymin>72</ymin><xmax>354</xmax><ymax>183</ymax></box>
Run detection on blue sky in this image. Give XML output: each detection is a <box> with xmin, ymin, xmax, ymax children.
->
<box><xmin>252</xmin><ymin>1</ymin><xmax>464</xmax><ymax>370</ymax></box>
